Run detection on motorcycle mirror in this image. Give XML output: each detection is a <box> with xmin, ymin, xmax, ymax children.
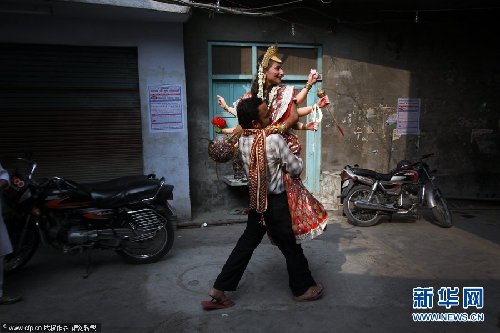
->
<box><xmin>29</xmin><ymin>162</ymin><xmax>37</xmax><ymax>180</ymax></box>
<box><xmin>16</xmin><ymin>157</ymin><xmax>37</xmax><ymax>180</ymax></box>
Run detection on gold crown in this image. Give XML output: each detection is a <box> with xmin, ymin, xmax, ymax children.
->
<box><xmin>261</xmin><ymin>44</ymin><xmax>282</xmax><ymax>69</ymax></box>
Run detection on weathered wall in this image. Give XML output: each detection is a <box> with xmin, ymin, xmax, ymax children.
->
<box><xmin>184</xmin><ymin>11</ymin><xmax>500</xmax><ymax>217</ymax></box>
<box><xmin>0</xmin><ymin>14</ymin><xmax>192</xmax><ymax>219</ymax></box>
<box><xmin>321</xmin><ymin>23</ymin><xmax>500</xmax><ymax>201</ymax></box>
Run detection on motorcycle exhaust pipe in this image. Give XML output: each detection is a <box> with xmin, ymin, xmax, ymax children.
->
<box><xmin>68</xmin><ymin>228</ymin><xmax>135</xmax><ymax>245</ymax></box>
<box><xmin>354</xmin><ymin>200</ymin><xmax>399</xmax><ymax>212</ymax></box>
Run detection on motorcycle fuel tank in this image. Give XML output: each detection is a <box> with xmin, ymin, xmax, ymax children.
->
<box><xmin>43</xmin><ymin>193</ymin><xmax>92</xmax><ymax>209</ymax></box>
<box><xmin>390</xmin><ymin>170</ymin><xmax>418</xmax><ymax>183</ymax></box>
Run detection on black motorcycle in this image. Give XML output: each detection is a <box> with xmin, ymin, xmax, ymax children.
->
<box><xmin>3</xmin><ymin>158</ymin><xmax>176</xmax><ymax>274</ymax></box>
<box><xmin>340</xmin><ymin>153</ymin><xmax>453</xmax><ymax>227</ymax></box>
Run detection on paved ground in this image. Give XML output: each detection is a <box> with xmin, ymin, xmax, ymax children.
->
<box><xmin>1</xmin><ymin>200</ymin><xmax>499</xmax><ymax>333</ymax></box>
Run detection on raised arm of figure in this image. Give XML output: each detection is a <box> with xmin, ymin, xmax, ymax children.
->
<box><xmin>297</xmin><ymin>95</ymin><xmax>329</xmax><ymax>117</ymax></box>
<box><xmin>294</xmin><ymin>70</ymin><xmax>319</xmax><ymax>105</ymax></box>
<box><xmin>221</xmin><ymin>127</ymin><xmax>235</xmax><ymax>135</ymax></box>
<box><xmin>292</xmin><ymin>93</ymin><xmax>329</xmax><ymax>131</ymax></box>
<box><xmin>293</xmin><ymin>121</ymin><xmax>319</xmax><ymax>131</ymax></box>
<box><xmin>217</xmin><ymin>95</ymin><xmax>237</xmax><ymax>117</ymax></box>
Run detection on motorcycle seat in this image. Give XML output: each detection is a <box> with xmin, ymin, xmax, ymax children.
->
<box><xmin>80</xmin><ymin>176</ymin><xmax>161</xmax><ymax>208</ymax></box>
<box><xmin>351</xmin><ymin>167</ymin><xmax>393</xmax><ymax>181</ymax></box>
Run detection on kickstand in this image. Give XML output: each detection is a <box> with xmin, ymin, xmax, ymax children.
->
<box><xmin>83</xmin><ymin>249</ymin><xmax>92</xmax><ymax>279</ymax></box>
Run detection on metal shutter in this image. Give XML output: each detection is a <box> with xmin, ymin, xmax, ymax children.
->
<box><xmin>0</xmin><ymin>43</ymin><xmax>143</xmax><ymax>182</ymax></box>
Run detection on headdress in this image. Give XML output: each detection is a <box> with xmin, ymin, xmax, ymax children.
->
<box><xmin>257</xmin><ymin>44</ymin><xmax>282</xmax><ymax>99</ymax></box>
<box><xmin>260</xmin><ymin>44</ymin><xmax>281</xmax><ymax>69</ymax></box>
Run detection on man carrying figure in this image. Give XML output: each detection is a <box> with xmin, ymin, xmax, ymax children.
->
<box><xmin>201</xmin><ymin>96</ymin><xmax>323</xmax><ymax>310</ymax></box>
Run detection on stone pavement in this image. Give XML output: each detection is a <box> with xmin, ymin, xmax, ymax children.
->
<box><xmin>0</xmin><ymin>200</ymin><xmax>499</xmax><ymax>333</ymax></box>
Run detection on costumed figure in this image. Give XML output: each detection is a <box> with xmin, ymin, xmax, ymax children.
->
<box><xmin>218</xmin><ymin>44</ymin><xmax>329</xmax><ymax>242</ymax></box>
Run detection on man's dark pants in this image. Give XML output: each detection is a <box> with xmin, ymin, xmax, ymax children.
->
<box><xmin>213</xmin><ymin>192</ymin><xmax>316</xmax><ymax>297</ymax></box>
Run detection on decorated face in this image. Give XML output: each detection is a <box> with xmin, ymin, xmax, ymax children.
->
<box><xmin>265</xmin><ymin>61</ymin><xmax>284</xmax><ymax>86</ymax></box>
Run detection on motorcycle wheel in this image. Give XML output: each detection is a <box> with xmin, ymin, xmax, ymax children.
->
<box><xmin>343</xmin><ymin>185</ymin><xmax>381</xmax><ymax>227</ymax></box>
<box><xmin>116</xmin><ymin>211</ymin><xmax>174</xmax><ymax>264</ymax></box>
<box><xmin>431</xmin><ymin>191</ymin><xmax>453</xmax><ymax>228</ymax></box>
<box><xmin>5</xmin><ymin>216</ymin><xmax>40</xmax><ymax>274</ymax></box>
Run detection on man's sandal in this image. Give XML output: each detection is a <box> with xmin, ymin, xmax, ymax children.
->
<box><xmin>293</xmin><ymin>285</ymin><xmax>324</xmax><ymax>302</ymax></box>
<box><xmin>201</xmin><ymin>295</ymin><xmax>235</xmax><ymax>310</ymax></box>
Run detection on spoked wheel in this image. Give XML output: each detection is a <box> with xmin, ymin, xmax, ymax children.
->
<box><xmin>343</xmin><ymin>185</ymin><xmax>381</xmax><ymax>227</ymax></box>
<box><xmin>431</xmin><ymin>190</ymin><xmax>453</xmax><ymax>228</ymax></box>
<box><xmin>116</xmin><ymin>209</ymin><xmax>174</xmax><ymax>264</ymax></box>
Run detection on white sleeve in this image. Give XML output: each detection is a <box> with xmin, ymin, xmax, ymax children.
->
<box><xmin>0</xmin><ymin>163</ymin><xmax>9</xmax><ymax>183</ymax></box>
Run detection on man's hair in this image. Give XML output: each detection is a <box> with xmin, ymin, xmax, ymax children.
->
<box><xmin>237</xmin><ymin>96</ymin><xmax>264</xmax><ymax>129</ymax></box>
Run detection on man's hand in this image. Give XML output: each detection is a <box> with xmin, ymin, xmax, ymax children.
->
<box><xmin>281</xmin><ymin>162</ymin><xmax>288</xmax><ymax>173</ymax></box>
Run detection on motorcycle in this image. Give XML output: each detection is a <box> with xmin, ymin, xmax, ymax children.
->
<box><xmin>3</xmin><ymin>158</ymin><xmax>176</xmax><ymax>274</ymax></box>
<box><xmin>340</xmin><ymin>153</ymin><xmax>453</xmax><ymax>228</ymax></box>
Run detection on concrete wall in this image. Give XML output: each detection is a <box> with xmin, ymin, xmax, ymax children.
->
<box><xmin>184</xmin><ymin>11</ymin><xmax>499</xmax><ymax>216</ymax></box>
<box><xmin>0</xmin><ymin>14</ymin><xmax>192</xmax><ymax>219</ymax></box>
<box><xmin>320</xmin><ymin>23</ymin><xmax>500</xmax><ymax>201</ymax></box>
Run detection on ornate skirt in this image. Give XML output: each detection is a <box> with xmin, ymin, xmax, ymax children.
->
<box><xmin>284</xmin><ymin>173</ymin><xmax>328</xmax><ymax>242</ymax></box>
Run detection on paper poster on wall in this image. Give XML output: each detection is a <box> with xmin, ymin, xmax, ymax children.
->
<box><xmin>397</xmin><ymin>98</ymin><xmax>420</xmax><ymax>135</ymax></box>
<box><xmin>148</xmin><ymin>85</ymin><xmax>184</xmax><ymax>132</ymax></box>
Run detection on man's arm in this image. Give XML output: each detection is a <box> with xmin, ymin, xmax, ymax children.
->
<box><xmin>275</xmin><ymin>136</ymin><xmax>303</xmax><ymax>178</ymax></box>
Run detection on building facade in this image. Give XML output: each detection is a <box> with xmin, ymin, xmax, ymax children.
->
<box><xmin>0</xmin><ymin>0</ymin><xmax>193</xmax><ymax>219</ymax></box>
<box><xmin>1</xmin><ymin>1</ymin><xmax>498</xmax><ymax>224</ymax></box>
<box><xmin>185</xmin><ymin>9</ymin><xmax>500</xmax><ymax>218</ymax></box>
